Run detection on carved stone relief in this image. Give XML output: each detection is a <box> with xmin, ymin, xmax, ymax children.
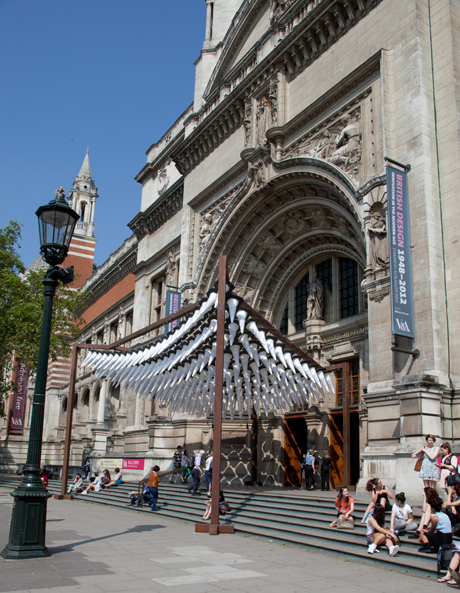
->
<box><xmin>256</xmin><ymin>96</ymin><xmax>271</xmax><ymax>147</ymax></box>
<box><xmin>269</xmin><ymin>0</ymin><xmax>294</xmax><ymax>24</ymax></box>
<box><xmin>310</xmin><ymin>207</ymin><xmax>331</xmax><ymax>229</ymax></box>
<box><xmin>259</xmin><ymin>230</ymin><xmax>283</xmax><ymax>255</ymax></box>
<box><xmin>244</xmin><ymin>96</ymin><xmax>252</xmax><ymax>147</ymax></box>
<box><xmin>281</xmin><ymin>211</ymin><xmax>310</xmax><ymax>237</ymax></box>
<box><xmin>165</xmin><ymin>250</ymin><xmax>178</xmax><ymax>286</ymax></box>
<box><xmin>233</xmin><ymin>282</ymin><xmax>255</xmax><ymax>304</ymax></box>
<box><xmin>157</xmin><ymin>162</ymin><xmax>170</xmax><ymax>196</ymax></box>
<box><xmin>282</xmin><ymin>108</ymin><xmax>362</xmax><ymax>180</ymax></box>
<box><xmin>242</xmin><ymin>253</ymin><xmax>267</xmax><ymax>278</ymax></box>
<box><xmin>117</xmin><ymin>306</ymin><xmax>125</xmax><ymax>340</ymax></box>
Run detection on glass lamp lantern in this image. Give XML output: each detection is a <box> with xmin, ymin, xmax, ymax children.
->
<box><xmin>36</xmin><ymin>187</ymin><xmax>79</xmax><ymax>266</ymax></box>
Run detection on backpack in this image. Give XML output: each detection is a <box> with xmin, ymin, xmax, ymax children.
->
<box><xmin>189</xmin><ymin>456</ymin><xmax>195</xmax><ymax>470</ymax></box>
<box><xmin>437</xmin><ymin>543</ymin><xmax>457</xmax><ymax>575</ymax></box>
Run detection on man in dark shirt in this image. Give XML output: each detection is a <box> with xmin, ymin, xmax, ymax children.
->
<box><xmin>321</xmin><ymin>449</ymin><xmax>332</xmax><ymax>490</ymax></box>
<box><xmin>170</xmin><ymin>445</ymin><xmax>183</xmax><ymax>483</ymax></box>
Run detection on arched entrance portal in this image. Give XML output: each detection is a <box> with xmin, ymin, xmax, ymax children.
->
<box><xmin>196</xmin><ymin>169</ymin><xmax>367</xmax><ymax>487</ymax></box>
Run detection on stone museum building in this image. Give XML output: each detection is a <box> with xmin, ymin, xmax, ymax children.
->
<box><xmin>1</xmin><ymin>0</ymin><xmax>459</xmax><ymax>497</ymax></box>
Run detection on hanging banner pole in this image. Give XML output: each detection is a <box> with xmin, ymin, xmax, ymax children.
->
<box><xmin>386</xmin><ymin>160</ymin><xmax>415</xmax><ymax>339</ymax></box>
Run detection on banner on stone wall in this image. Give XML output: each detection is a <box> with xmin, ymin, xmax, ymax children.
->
<box><xmin>386</xmin><ymin>164</ymin><xmax>414</xmax><ymax>338</ymax></box>
<box><xmin>164</xmin><ymin>290</ymin><xmax>181</xmax><ymax>335</ymax></box>
<box><xmin>8</xmin><ymin>361</ymin><xmax>28</xmax><ymax>434</ymax></box>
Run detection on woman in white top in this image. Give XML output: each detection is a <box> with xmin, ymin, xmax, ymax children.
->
<box><xmin>205</xmin><ymin>453</ymin><xmax>213</xmax><ymax>496</ymax></box>
<box><xmin>366</xmin><ymin>503</ymin><xmax>400</xmax><ymax>556</ymax></box>
<box><xmin>389</xmin><ymin>492</ymin><xmax>418</xmax><ymax>533</ymax></box>
<box><xmin>82</xmin><ymin>472</ymin><xmax>104</xmax><ymax>493</ymax></box>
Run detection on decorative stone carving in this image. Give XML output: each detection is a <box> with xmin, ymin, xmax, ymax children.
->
<box><xmin>103</xmin><ymin>316</ymin><xmax>110</xmax><ymax>344</ymax></box>
<box><xmin>249</xmin><ymin>159</ymin><xmax>266</xmax><ymax>188</ymax></box>
<box><xmin>117</xmin><ymin>306</ymin><xmax>125</xmax><ymax>340</ymax></box>
<box><xmin>332</xmin><ymin>212</ymin><xmax>351</xmax><ymax>237</ymax></box>
<box><xmin>233</xmin><ymin>282</ymin><xmax>255</xmax><ymax>304</ymax></box>
<box><xmin>329</xmin><ymin>113</ymin><xmax>361</xmax><ymax>175</ymax></box>
<box><xmin>259</xmin><ymin>231</ymin><xmax>283</xmax><ymax>255</ymax></box>
<box><xmin>368</xmin><ymin>205</ymin><xmax>388</xmax><ymax>269</ymax></box>
<box><xmin>310</xmin><ymin>207</ymin><xmax>331</xmax><ymax>229</ymax></box>
<box><xmin>200</xmin><ymin>214</ymin><xmax>213</xmax><ymax>247</ymax></box>
<box><xmin>157</xmin><ymin>162</ymin><xmax>170</xmax><ymax>195</ymax></box>
<box><xmin>282</xmin><ymin>109</ymin><xmax>362</xmax><ymax>180</ymax></box>
<box><xmin>269</xmin><ymin>78</ymin><xmax>278</xmax><ymax>125</ymax></box>
<box><xmin>269</xmin><ymin>0</ymin><xmax>293</xmax><ymax>24</ymax></box>
<box><xmin>281</xmin><ymin>211</ymin><xmax>309</xmax><ymax>237</ymax></box>
<box><xmin>306</xmin><ymin>273</ymin><xmax>323</xmax><ymax>320</ymax></box>
<box><xmin>129</xmin><ymin>184</ymin><xmax>183</xmax><ymax>240</ymax></box>
<box><xmin>165</xmin><ymin>250</ymin><xmax>178</xmax><ymax>286</ymax></box>
<box><xmin>256</xmin><ymin>96</ymin><xmax>271</xmax><ymax>147</ymax></box>
<box><xmin>244</xmin><ymin>96</ymin><xmax>252</xmax><ymax>147</ymax></box>
<box><xmin>242</xmin><ymin>254</ymin><xmax>267</xmax><ymax>278</ymax></box>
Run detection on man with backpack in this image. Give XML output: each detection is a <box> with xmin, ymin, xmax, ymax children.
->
<box><xmin>188</xmin><ymin>450</ymin><xmax>204</xmax><ymax>496</ymax></box>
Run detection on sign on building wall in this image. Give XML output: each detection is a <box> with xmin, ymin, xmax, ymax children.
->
<box><xmin>99</xmin><ymin>458</ymin><xmax>123</xmax><ymax>469</ymax></box>
<box><xmin>164</xmin><ymin>290</ymin><xmax>181</xmax><ymax>335</ymax></box>
<box><xmin>8</xmin><ymin>361</ymin><xmax>28</xmax><ymax>434</ymax></box>
<box><xmin>122</xmin><ymin>459</ymin><xmax>145</xmax><ymax>470</ymax></box>
<box><xmin>386</xmin><ymin>165</ymin><xmax>415</xmax><ymax>338</ymax></box>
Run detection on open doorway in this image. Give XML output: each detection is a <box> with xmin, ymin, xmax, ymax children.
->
<box><xmin>283</xmin><ymin>417</ymin><xmax>307</xmax><ymax>487</ymax></box>
<box><xmin>329</xmin><ymin>411</ymin><xmax>360</xmax><ymax>488</ymax></box>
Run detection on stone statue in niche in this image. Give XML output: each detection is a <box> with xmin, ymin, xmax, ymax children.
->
<box><xmin>157</xmin><ymin>163</ymin><xmax>170</xmax><ymax>196</ymax></box>
<box><xmin>244</xmin><ymin>97</ymin><xmax>252</xmax><ymax>147</ymax></box>
<box><xmin>117</xmin><ymin>306</ymin><xmax>125</xmax><ymax>340</ymax></box>
<box><xmin>329</xmin><ymin>113</ymin><xmax>361</xmax><ymax>169</ymax></box>
<box><xmin>368</xmin><ymin>207</ymin><xmax>388</xmax><ymax>269</ymax></box>
<box><xmin>200</xmin><ymin>214</ymin><xmax>213</xmax><ymax>247</ymax></box>
<box><xmin>165</xmin><ymin>250</ymin><xmax>177</xmax><ymax>286</ymax></box>
<box><xmin>256</xmin><ymin>97</ymin><xmax>270</xmax><ymax>146</ymax></box>
<box><xmin>306</xmin><ymin>273</ymin><xmax>324</xmax><ymax>320</ymax></box>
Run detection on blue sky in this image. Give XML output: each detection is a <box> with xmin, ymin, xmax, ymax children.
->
<box><xmin>0</xmin><ymin>1</ymin><xmax>206</xmax><ymax>268</ymax></box>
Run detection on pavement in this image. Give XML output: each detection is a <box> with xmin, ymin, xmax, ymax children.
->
<box><xmin>0</xmin><ymin>487</ymin><xmax>440</xmax><ymax>593</ymax></box>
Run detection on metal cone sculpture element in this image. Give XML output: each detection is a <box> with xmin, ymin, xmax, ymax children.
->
<box><xmin>84</xmin><ymin>287</ymin><xmax>332</xmax><ymax>419</ymax></box>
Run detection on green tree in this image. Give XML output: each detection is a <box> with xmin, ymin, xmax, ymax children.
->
<box><xmin>0</xmin><ymin>222</ymin><xmax>88</xmax><ymax>415</ymax></box>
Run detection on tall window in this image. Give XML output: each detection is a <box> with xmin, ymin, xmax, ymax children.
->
<box><xmin>316</xmin><ymin>258</ymin><xmax>333</xmax><ymax>321</ymax></box>
<box><xmin>280</xmin><ymin>305</ymin><xmax>288</xmax><ymax>335</ymax></box>
<box><xmin>339</xmin><ymin>258</ymin><xmax>358</xmax><ymax>319</ymax></box>
<box><xmin>294</xmin><ymin>273</ymin><xmax>309</xmax><ymax>331</ymax></box>
<box><xmin>80</xmin><ymin>202</ymin><xmax>86</xmax><ymax>221</ymax></box>
<box><xmin>110</xmin><ymin>321</ymin><xmax>118</xmax><ymax>344</ymax></box>
<box><xmin>150</xmin><ymin>278</ymin><xmax>164</xmax><ymax>335</ymax></box>
<box><xmin>125</xmin><ymin>311</ymin><xmax>133</xmax><ymax>336</ymax></box>
<box><xmin>336</xmin><ymin>359</ymin><xmax>360</xmax><ymax>406</ymax></box>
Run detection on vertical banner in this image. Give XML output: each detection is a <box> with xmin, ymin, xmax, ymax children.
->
<box><xmin>386</xmin><ymin>165</ymin><xmax>414</xmax><ymax>338</ymax></box>
<box><xmin>8</xmin><ymin>361</ymin><xmax>28</xmax><ymax>434</ymax></box>
<box><xmin>164</xmin><ymin>290</ymin><xmax>181</xmax><ymax>335</ymax></box>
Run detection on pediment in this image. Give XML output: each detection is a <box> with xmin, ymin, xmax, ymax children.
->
<box><xmin>204</xmin><ymin>0</ymin><xmax>271</xmax><ymax>99</ymax></box>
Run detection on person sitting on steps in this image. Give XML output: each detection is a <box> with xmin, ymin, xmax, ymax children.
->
<box><xmin>361</xmin><ymin>477</ymin><xmax>394</xmax><ymax>522</ymax></box>
<box><xmin>418</xmin><ymin>493</ymin><xmax>452</xmax><ymax>554</ymax></box>
<box><xmin>389</xmin><ymin>492</ymin><xmax>418</xmax><ymax>533</ymax></box>
<box><xmin>366</xmin><ymin>503</ymin><xmax>400</xmax><ymax>556</ymax></box>
<box><xmin>330</xmin><ymin>487</ymin><xmax>354</xmax><ymax>528</ymax></box>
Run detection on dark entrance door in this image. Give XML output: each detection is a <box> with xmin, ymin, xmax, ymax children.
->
<box><xmin>329</xmin><ymin>412</ymin><xmax>360</xmax><ymax>488</ymax></box>
<box><xmin>283</xmin><ymin>417</ymin><xmax>307</xmax><ymax>487</ymax></box>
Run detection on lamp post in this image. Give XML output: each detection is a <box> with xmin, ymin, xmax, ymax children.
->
<box><xmin>1</xmin><ymin>187</ymin><xmax>79</xmax><ymax>560</ymax></box>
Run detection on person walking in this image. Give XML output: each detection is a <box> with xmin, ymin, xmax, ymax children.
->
<box><xmin>145</xmin><ymin>465</ymin><xmax>161</xmax><ymax>511</ymax></box>
<box><xmin>303</xmin><ymin>450</ymin><xmax>316</xmax><ymax>490</ymax></box>
<box><xmin>205</xmin><ymin>452</ymin><xmax>213</xmax><ymax>496</ymax></box>
<box><xmin>171</xmin><ymin>445</ymin><xmax>183</xmax><ymax>484</ymax></box>
<box><xmin>188</xmin><ymin>450</ymin><xmax>204</xmax><ymax>496</ymax></box>
<box><xmin>320</xmin><ymin>449</ymin><xmax>332</xmax><ymax>491</ymax></box>
<box><xmin>181</xmin><ymin>448</ymin><xmax>191</xmax><ymax>483</ymax></box>
<box><xmin>412</xmin><ymin>433</ymin><xmax>440</xmax><ymax>489</ymax></box>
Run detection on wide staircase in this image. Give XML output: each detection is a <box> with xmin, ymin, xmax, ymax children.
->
<box><xmin>0</xmin><ymin>475</ymin><xmax>441</xmax><ymax>577</ymax></box>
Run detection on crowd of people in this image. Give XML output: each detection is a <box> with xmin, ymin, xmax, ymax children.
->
<box><xmin>299</xmin><ymin>449</ymin><xmax>332</xmax><ymax>490</ymax></box>
<box><xmin>327</xmin><ymin>434</ymin><xmax>460</xmax><ymax>570</ymax></box>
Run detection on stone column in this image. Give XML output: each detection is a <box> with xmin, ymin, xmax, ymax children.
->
<box><xmin>134</xmin><ymin>395</ymin><xmax>144</xmax><ymax>428</ymax></box>
<box><xmin>205</xmin><ymin>1</ymin><xmax>213</xmax><ymax>41</ymax></box>
<box><xmin>96</xmin><ymin>379</ymin><xmax>108</xmax><ymax>427</ymax></box>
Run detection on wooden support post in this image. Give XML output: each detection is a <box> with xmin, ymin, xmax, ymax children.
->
<box><xmin>195</xmin><ymin>255</ymin><xmax>234</xmax><ymax>534</ymax></box>
<box><xmin>341</xmin><ymin>362</ymin><xmax>351</xmax><ymax>488</ymax></box>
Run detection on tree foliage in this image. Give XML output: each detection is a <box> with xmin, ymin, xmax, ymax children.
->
<box><xmin>0</xmin><ymin>222</ymin><xmax>89</xmax><ymax>414</ymax></box>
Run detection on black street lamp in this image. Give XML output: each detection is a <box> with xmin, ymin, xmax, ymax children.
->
<box><xmin>1</xmin><ymin>187</ymin><xmax>79</xmax><ymax>560</ymax></box>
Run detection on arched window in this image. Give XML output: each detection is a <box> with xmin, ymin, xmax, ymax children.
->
<box><xmin>80</xmin><ymin>202</ymin><xmax>87</xmax><ymax>221</ymax></box>
<box><xmin>280</xmin><ymin>256</ymin><xmax>362</xmax><ymax>335</ymax></box>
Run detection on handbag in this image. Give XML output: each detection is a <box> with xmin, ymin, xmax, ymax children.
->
<box><xmin>447</xmin><ymin>470</ymin><xmax>460</xmax><ymax>486</ymax></box>
<box><xmin>336</xmin><ymin>515</ymin><xmax>354</xmax><ymax>530</ymax></box>
<box><xmin>414</xmin><ymin>453</ymin><xmax>423</xmax><ymax>472</ymax></box>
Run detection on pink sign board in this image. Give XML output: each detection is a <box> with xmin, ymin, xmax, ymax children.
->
<box><xmin>122</xmin><ymin>459</ymin><xmax>144</xmax><ymax>470</ymax></box>
<box><xmin>9</xmin><ymin>361</ymin><xmax>28</xmax><ymax>434</ymax></box>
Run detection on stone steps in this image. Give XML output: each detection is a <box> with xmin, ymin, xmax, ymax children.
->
<box><xmin>0</xmin><ymin>476</ymin><xmax>439</xmax><ymax>577</ymax></box>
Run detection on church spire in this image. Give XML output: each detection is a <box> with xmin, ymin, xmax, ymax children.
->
<box><xmin>77</xmin><ymin>146</ymin><xmax>92</xmax><ymax>180</ymax></box>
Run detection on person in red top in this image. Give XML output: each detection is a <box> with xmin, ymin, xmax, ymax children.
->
<box><xmin>40</xmin><ymin>468</ymin><xmax>49</xmax><ymax>488</ymax></box>
<box><xmin>330</xmin><ymin>487</ymin><xmax>354</xmax><ymax>527</ymax></box>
